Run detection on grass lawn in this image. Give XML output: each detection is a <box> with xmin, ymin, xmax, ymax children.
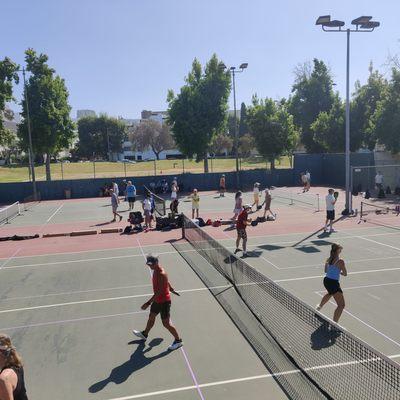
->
<box><xmin>0</xmin><ymin>156</ymin><xmax>293</xmax><ymax>183</ymax></box>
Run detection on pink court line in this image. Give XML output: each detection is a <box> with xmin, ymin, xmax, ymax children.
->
<box><xmin>136</xmin><ymin>237</ymin><xmax>205</xmax><ymax>400</ymax></box>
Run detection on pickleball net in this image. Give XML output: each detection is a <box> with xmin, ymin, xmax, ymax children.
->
<box><xmin>359</xmin><ymin>201</ymin><xmax>400</xmax><ymax>227</ymax></box>
<box><xmin>0</xmin><ymin>202</ymin><xmax>21</xmax><ymax>225</ymax></box>
<box><xmin>178</xmin><ymin>215</ymin><xmax>400</xmax><ymax>400</ymax></box>
<box><xmin>143</xmin><ymin>185</ymin><xmax>166</xmax><ymax>216</ymax></box>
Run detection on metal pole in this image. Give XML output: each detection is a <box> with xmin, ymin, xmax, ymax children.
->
<box><xmin>106</xmin><ymin>127</ymin><xmax>111</xmax><ymax>161</ymax></box>
<box><xmin>345</xmin><ymin>29</ymin><xmax>351</xmax><ymax>213</ymax></box>
<box><xmin>232</xmin><ymin>69</ymin><xmax>239</xmax><ymax>190</ymax></box>
<box><xmin>182</xmin><ymin>158</ymin><xmax>185</xmax><ymax>174</ymax></box>
<box><xmin>124</xmin><ymin>161</ymin><xmax>127</xmax><ymax>177</ymax></box>
<box><xmin>61</xmin><ymin>162</ymin><xmax>64</xmax><ymax>180</ymax></box>
<box><xmin>153</xmin><ymin>159</ymin><xmax>156</xmax><ymax>176</ymax></box>
<box><xmin>23</xmin><ymin>68</ymin><xmax>37</xmax><ymax>200</ymax></box>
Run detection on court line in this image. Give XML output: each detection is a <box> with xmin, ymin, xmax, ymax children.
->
<box><xmin>356</xmin><ymin>235</ymin><xmax>400</xmax><ymax>252</ymax></box>
<box><xmin>45</xmin><ymin>204</ymin><xmax>64</xmax><ymax>223</ymax></box>
<box><xmin>0</xmin><ymin>248</ymin><xmax>21</xmax><ymax>270</ymax></box>
<box><xmin>0</xmin><ymin>310</ymin><xmax>147</xmax><ymax>331</ymax></box>
<box><xmin>316</xmin><ymin>293</ymin><xmax>400</xmax><ymax>349</ymax></box>
<box><xmin>105</xmin><ymin>353</ymin><xmax>400</xmax><ymax>400</ymax></box>
<box><xmin>136</xmin><ymin>237</ymin><xmax>205</xmax><ymax>400</ymax></box>
<box><xmin>316</xmin><ymin>281</ymin><xmax>400</xmax><ymax>293</ymax></box>
<box><xmin>275</xmin><ymin>265</ymin><xmax>400</xmax><ymax>283</ymax></box>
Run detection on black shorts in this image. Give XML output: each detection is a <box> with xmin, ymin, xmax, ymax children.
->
<box><xmin>326</xmin><ymin>210</ymin><xmax>335</xmax><ymax>221</ymax></box>
<box><xmin>150</xmin><ymin>301</ymin><xmax>171</xmax><ymax>319</ymax></box>
<box><xmin>237</xmin><ymin>228</ymin><xmax>247</xmax><ymax>240</ymax></box>
<box><xmin>127</xmin><ymin>196</ymin><xmax>135</xmax><ymax>204</ymax></box>
<box><xmin>323</xmin><ymin>277</ymin><xmax>343</xmax><ymax>295</ymax></box>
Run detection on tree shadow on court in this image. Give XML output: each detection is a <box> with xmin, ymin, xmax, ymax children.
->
<box><xmin>91</xmin><ymin>221</ymin><xmax>114</xmax><ymax>227</ymax></box>
<box><xmin>310</xmin><ymin>315</ymin><xmax>342</xmax><ymax>350</ymax></box>
<box><xmin>88</xmin><ymin>338</ymin><xmax>170</xmax><ymax>393</ymax></box>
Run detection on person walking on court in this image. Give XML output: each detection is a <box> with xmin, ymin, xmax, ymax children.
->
<box><xmin>324</xmin><ymin>188</ymin><xmax>337</xmax><ymax>233</ymax></box>
<box><xmin>375</xmin><ymin>171</ymin><xmax>384</xmax><ymax>191</ymax></box>
<box><xmin>0</xmin><ymin>334</ymin><xmax>29</xmax><ymax>400</ymax></box>
<box><xmin>301</xmin><ymin>173</ymin><xmax>308</xmax><ymax>192</ymax></box>
<box><xmin>142</xmin><ymin>193</ymin><xmax>153</xmax><ymax>231</ymax></box>
<box><xmin>232</xmin><ymin>191</ymin><xmax>243</xmax><ymax>222</ymax></box>
<box><xmin>305</xmin><ymin>170</ymin><xmax>311</xmax><ymax>192</ymax></box>
<box><xmin>316</xmin><ymin>244</ymin><xmax>347</xmax><ymax>323</ymax></box>
<box><xmin>112</xmin><ymin>181</ymin><xmax>119</xmax><ymax>198</ymax></box>
<box><xmin>263</xmin><ymin>188</ymin><xmax>276</xmax><ymax>219</ymax></box>
<box><xmin>252</xmin><ymin>182</ymin><xmax>260</xmax><ymax>211</ymax></box>
<box><xmin>171</xmin><ymin>180</ymin><xmax>179</xmax><ymax>201</ymax></box>
<box><xmin>191</xmin><ymin>188</ymin><xmax>200</xmax><ymax>219</ymax></box>
<box><xmin>126</xmin><ymin>181</ymin><xmax>136</xmax><ymax>210</ymax></box>
<box><xmin>234</xmin><ymin>204</ymin><xmax>252</xmax><ymax>257</ymax></box>
<box><xmin>134</xmin><ymin>254</ymin><xmax>183</xmax><ymax>351</ymax></box>
<box><xmin>219</xmin><ymin>174</ymin><xmax>226</xmax><ymax>197</ymax></box>
<box><xmin>109</xmin><ymin>189</ymin><xmax>122</xmax><ymax>222</ymax></box>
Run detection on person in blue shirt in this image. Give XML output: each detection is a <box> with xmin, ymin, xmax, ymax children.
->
<box><xmin>126</xmin><ymin>181</ymin><xmax>136</xmax><ymax>210</ymax></box>
<box><xmin>316</xmin><ymin>243</ymin><xmax>347</xmax><ymax>323</ymax></box>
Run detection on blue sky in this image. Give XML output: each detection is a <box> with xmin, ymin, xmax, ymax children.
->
<box><xmin>2</xmin><ymin>0</ymin><xmax>399</xmax><ymax>119</ymax></box>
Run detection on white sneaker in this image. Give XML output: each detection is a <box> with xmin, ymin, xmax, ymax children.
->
<box><xmin>316</xmin><ymin>304</ymin><xmax>322</xmax><ymax>311</ymax></box>
<box><xmin>168</xmin><ymin>339</ymin><xmax>183</xmax><ymax>351</ymax></box>
<box><xmin>133</xmin><ymin>330</ymin><xmax>147</xmax><ymax>340</ymax></box>
<box><xmin>330</xmin><ymin>228</ymin><xmax>336</xmax><ymax>233</ymax></box>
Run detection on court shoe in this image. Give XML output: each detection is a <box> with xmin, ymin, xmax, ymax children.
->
<box><xmin>133</xmin><ymin>330</ymin><xmax>148</xmax><ymax>341</ymax></box>
<box><xmin>316</xmin><ymin>304</ymin><xmax>322</xmax><ymax>311</ymax></box>
<box><xmin>168</xmin><ymin>339</ymin><xmax>183</xmax><ymax>351</ymax></box>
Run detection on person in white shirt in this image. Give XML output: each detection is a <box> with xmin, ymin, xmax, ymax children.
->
<box><xmin>142</xmin><ymin>193</ymin><xmax>153</xmax><ymax>231</ymax></box>
<box><xmin>305</xmin><ymin>171</ymin><xmax>311</xmax><ymax>192</ymax></box>
<box><xmin>375</xmin><ymin>171</ymin><xmax>384</xmax><ymax>190</ymax></box>
<box><xmin>301</xmin><ymin>173</ymin><xmax>308</xmax><ymax>192</ymax></box>
<box><xmin>252</xmin><ymin>182</ymin><xmax>260</xmax><ymax>211</ymax></box>
<box><xmin>324</xmin><ymin>188</ymin><xmax>337</xmax><ymax>233</ymax></box>
<box><xmin>112</xmin><ymin>181</ymin><xmax>119</xmax><ymax>197</ymax></box>
<box><xmin>171</xmin><ymin>181</ymin><xmax>179</xmax><ymax>201</ymax></box>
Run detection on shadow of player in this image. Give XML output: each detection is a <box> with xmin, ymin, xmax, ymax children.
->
<box><xmin>88</xmin><ymin>338</ymin><xmax>170</xmax><ymax>393</ymax></box>
<box><xmin>310</xmin><ymin>315</ymin><xmax>342</xmax><ymax>351</ymax></box>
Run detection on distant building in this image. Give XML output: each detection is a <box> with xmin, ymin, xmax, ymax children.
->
<box><xmin>77</xmin><ymin>109</ymin><xmax>96</xmax><ymax>119</ymax></box>
<box><xmin>141</xmin><ymin>110</ymin><xmax>168</xmax><ymax>125</ymax></box>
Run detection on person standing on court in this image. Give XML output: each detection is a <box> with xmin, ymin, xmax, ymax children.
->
<box><xmin>126</xmin><ymin>181</ymin><xmax>136</xmax><ymax>210</ymax></box>
<box><xmin>171</xmin><ymin>180</ymin><xmax>179</xmax><ymax>202</ymax></box>
<box><xmin>252</xmin><ymin>182</ymin><xmax>260</xmax><ymax>211</ymax></box>
<box><xmin>234</xmin><ymin>204</ymin><xmax>252</xmax><ymax>257</ymax></box>
<box><xmin>191</xmin><ymin>188</ymin><xmax>200</xmax><ymax>219</ymax></box>
<box><xmin>301</xmin><ymin>172</ymin><xmax>308</xmax><ymax>192</ymax></box>
<box><xmin>375</xmin><ymin>171</ymin><xmax>384</xmax><ymax>191</ymax></box>
<box><xmin>109</xmin><ymin>189</ymin><xmax>123</xmax><ymax>222</ymax></box>
<box><xmin>142</xmin><ymin>193</ymin><xmax>153</xmax><ymax>231</ymax></box>
<box><xmin>232</xmin><ymin>191</ymin><xmax>243</xmax><ymax>222</ymax></box>
<box><xmin>219</xmin><ymin>174</ymin><xmax>226</xmax><ymax>197</ymax></box>
<box><xmin>134</xmin><ymin>254</ymin><xmax>183</xmax><ymax>351</ymax></box>
<box><xmin>305</xmin><ymin>170</ymin><xmax>311</xmax><ymax>192</ymax></box>
<box><xmin>263</xmin><ymin>188</ymin><xmax>276</xmax><ymax>219</ymax></box>
<box><xmin>324</xmin><ymin>188</ymin><xmax>337</xmax><ymax>233</ymax></box>
<box><xmin>112</xmin><ymin>181</ymin><xmax>119</xmax><ymax>198</ymax></box>
<box><xmin>316</xmin><ymin>244</ymin><xmax>347</xmax><ymax>323</ymax></box>
<box><xmin>0</xmin><ymin>334</ymin><xmax>28</xmax><ymax>400</ymax></box>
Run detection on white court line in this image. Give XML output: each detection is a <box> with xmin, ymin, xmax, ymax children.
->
<box><xmin>1</xmin><ymin>283</ymin><xmax>153</xmax><ymax>302</ymax></box>
<box><xmin>316</xmin><ymin>281</ymin><xmax>400</xmax><ymax>293</ymax></box>
<box><xmin>45</xmin><ymin>204</ymin><xmax>64</xmax><ymax>223</ymax></box>
<box><xmin>104</xmin><ymin>353</ymin><xmax>400</xmax><ymax>400</ymax></box>
<box><xmin>0</xmin><ymin>249</ymin><xmax>21</xmax><ymax>270</ymax></box>
<box><xmin>0</xmin><ymin>310</ymin><xmax>147</xmax><ymax>331</ymax></box>
<box><xmin>316</xmin><ymin>293</ymin><xmax>400</xmax><ymax>349</ymax></box>
<box><xmin>356</xmin><ymin>235</ymin><xmax>400</xmax><ymax>252</ymax></box>
<box><xmin>275</xmin><ymin>265</ymin><xmax>400</xmax><ymax>283</ymax></box>
<box><xmin>0</xmin><ymin>285</ymin><xmax>229</xmax><ymax>315</ymax></box>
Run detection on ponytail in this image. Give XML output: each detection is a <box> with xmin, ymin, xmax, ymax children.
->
<box><xmin>327</xmin><ymin>243</ymin><xmax>342</xmax><ymax>265</ymax></box>
<box><xmin>0</xmin><ymin>334</ymin><xmax>23</xmax><ymax>369</ymax></box>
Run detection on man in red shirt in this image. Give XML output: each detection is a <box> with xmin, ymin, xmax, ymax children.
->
<box><xmin>133</xmin><ymin>254</ymin><xmax>183</xmax><ymax>351</ymax></box>
<box><xmin>234</xmin><ymin>204</ymin><xmax>252</xmax><ymax>257</ymax></box>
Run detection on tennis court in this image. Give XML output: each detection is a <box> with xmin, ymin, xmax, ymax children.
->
<box><xmin>0</xmin><ymin>186</ymin><xmax>399</xmax><ymax>399</ymax></box>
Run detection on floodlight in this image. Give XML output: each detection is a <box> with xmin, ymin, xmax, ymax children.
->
<box><xmin>239</xmin><ymin>63</ymin><xmax>248</xmax><ymax>70</ymax></box>
<box><xmin>360</xmin><ymin>21</ymin><xmax>380</xmax><ymax>29</ymax></box>
<box><xmin>324</xmin><ymin>20</ymin><xmax>345</xmax><ymax>28</ymax></box>
<box><xmin>351</xmin><ymin>16</ymin><xmax>372</xmax><ymax>25</ymax></box>
<box><xmin>316</xmin><ymin>15</ymin><xmax>331</xmax><ymax>25</ymax></box>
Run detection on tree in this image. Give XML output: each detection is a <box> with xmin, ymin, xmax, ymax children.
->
<box><xmin>372</xmin><ymin>68</ymin><xmax>400</xmax><ymax>154</ymax></box>
<box><xmin>17</xmin><ymin>49</ymin><xmax>75</xmax><ymax>180</ymax></box>
<box><xmin>0</xmin><ymin>57</ymin><xmax>19</xmax><ymax>138</ymax></box>
<box><xmin>167</xmin><ymin>54</ymin><xmax>231</xmax><ymax>172</ymax></box>
<box><xmin>0</xmin><ymin>130</ymin><xmax>18</xmax><ymax>164</ymax></box>
<box><xmin>247</xmin><ymin>96</ymin><xmax>299</xmax><ymax>169</ymax></box>
<box><xmin>238</xmin><ymin>102</ymin><xmax>248</xmax><ymax>136</ymax></box>
<box><xmin>351</xmin><ymin>63</ymin><xmax>388</xmax><ymax>150</ymax></box>
<box><xmin>130</xmin><ymin>119</ymin><xmax>174</xmax><ymax>160</ymax></box>
<box><xmin>311</xmin><ymin>95</ymin><xmax>345</xmax><ymax>152</ymax></box>
<box><xmin>288</xmin><ymin>59</ymin><xmax>335</xmax><ymax>153</ymax></box>
<box><xmin>77</xmin><ymin>115</ymin><xmax>126</xmax><ymax>159</ymax></box>
<box><xmin>211</xmin><ymin>134</ymin><xmax>233</xmax><ymax>155</ymax></box>
<box><xmin>238</xmin><ymin>133</ymin><xmax>255</xmax><ymax>158</ymax></box>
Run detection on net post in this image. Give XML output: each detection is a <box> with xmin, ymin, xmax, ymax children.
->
<box><xmin>290</xmin><ymin>191</ymin><xmax>294</xmax><ymax>205</ymax></box>
<box><xmin>317</xmin><ymin>194</ymin><xmax>320</xmax><ymax>212</ymax></box>
<box><xmin>181</xmin><ymin>213</ymin><xmax>185</xmax><ymax>239</ymax></box>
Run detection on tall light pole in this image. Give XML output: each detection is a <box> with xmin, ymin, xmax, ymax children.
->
<box><xmin>221</xmin><ymin>62</ymin><xmax>248</xmax><ymax>190</ymax></box>
<box><xmin>21</xmin><ymin>68</ymin><xmax>38</xmax><ymax>200</ymax></box>
<box><xmin>316</xmin><ymin>15</ymin><xmax>380</xmax><ymax>214</ymax></box>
